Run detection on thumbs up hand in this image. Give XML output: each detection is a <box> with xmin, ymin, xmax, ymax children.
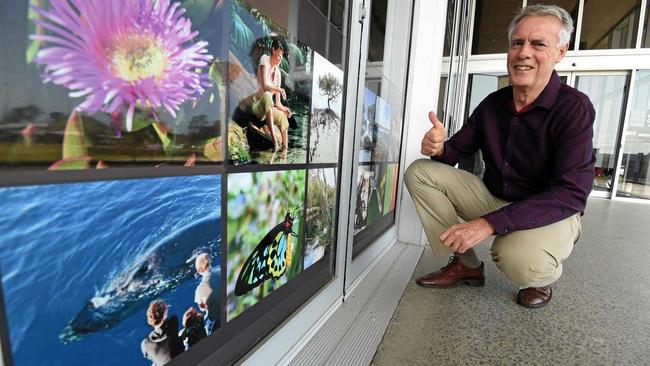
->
<box><xmin>421</xmin><ymin>111</ymin><xmax>446</xmax><ymax>157</ymax></box>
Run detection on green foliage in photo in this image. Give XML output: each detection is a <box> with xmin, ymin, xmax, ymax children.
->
<box><xmin>226</xmin><ymin>170</ymin><xmax>306</xmax><ymax>320</ymax></box>
<box><xmin>305</xmin><ymin>169</ymin><xmax>337</xmax><ymax>268</ymax></box>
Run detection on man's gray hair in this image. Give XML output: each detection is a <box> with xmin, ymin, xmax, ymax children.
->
<box><xmin>507</xmin><ymin>4</ymin><xmax>574</xmax><ymax>48</ymax></box>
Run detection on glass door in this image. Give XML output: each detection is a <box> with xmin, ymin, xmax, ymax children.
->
<box><xmin>560</xmin><ymin>71</ymin><xmax>630</xmax><ymax>198</ymax></box>
<box><xmin>616</xmin><ymin>69</ymin><xmax>650</xmax><ymax>200</ymax></box>
<box><xmin>345</xmin><ymin>0</ymin><xmax>413</xmax><ymax>288</ymax></box>
<box><xmin>571</xmin><ymin>72</ymin><xmax>630</xmax><ymax>198</ymax></box>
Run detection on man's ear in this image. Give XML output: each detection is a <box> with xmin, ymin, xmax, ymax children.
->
<box><xmin>556</xmin><ymin>43</ymin><xmax>569</xmax><ymax>62</ymax></box>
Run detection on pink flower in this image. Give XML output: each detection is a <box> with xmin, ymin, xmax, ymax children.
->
<box><xmin>32</xmin><ymin>0</ymin><xmax>213</xmax><ymax>131</ymax></box>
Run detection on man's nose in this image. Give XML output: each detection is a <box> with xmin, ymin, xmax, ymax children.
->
<box><xmin>518</xmin><ymin>41</ymin><xmax>533</xmax><ymax>58</ymax></box>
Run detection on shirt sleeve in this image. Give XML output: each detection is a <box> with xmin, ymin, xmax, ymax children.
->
<box><xmin>431</xmin><ymin>110</ymin><xmax>481</xmax><ymax>166</ymax></box>
<box><xmin>483</xmin><ymin>99</ymin><xmax>596</xmax><ymax>235</ymax></box>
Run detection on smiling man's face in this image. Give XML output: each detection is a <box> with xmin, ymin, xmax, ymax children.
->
<box><xmin>507</xmin><ymin>15</ymin><xmax>568</xmax><ymax>98</ymax></box>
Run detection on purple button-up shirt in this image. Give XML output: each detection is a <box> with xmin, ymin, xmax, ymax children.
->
<box><xmin>434</xmin><ymin>71</ymin><xmax>596</xmax><ymax>235</ymax></box>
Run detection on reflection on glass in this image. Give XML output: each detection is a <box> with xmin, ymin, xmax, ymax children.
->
<box><xmin>368</xmin><ymin>0</ymin><xmax>387</xmax><ymax>62</ymax></box>
<box><xmin>575</xmin><ymin>75</ymin><xmax>628</xmax><ymax>192</ymax></box>
<box><xmin>466</xmin><ymin>74</ymin><xmax>510</xmax><ymax>116</ymax></box>
<box><xmin>299</xmin><ymin>0</ymin><xmax>346</xmax><ymax>64</ymax></box>
<box><xmin>617</xmin><ymin>71</ymin><xmax>650</xmax><ymax>199</ymax></box>
<box><xmin>437</xmin><ymin>76</ymin><xmax>448</xmax><ymax>121</ymax></box>
<box><xmin>528</xmin><ymin>0</ymin><xmax>579</xmax><ymax>49</ymax></box>
<box><xmin>352</xmin><ymin>163</ymin><xmax>397</xmax><ymax>236</ymax></box>
<box><xmin>580</xmin><ymin>0</ymin><xmax>641</xmax><ymax>49</ymax></box>
<box><xmin>443</xmin><ymin>0</ymin><xmax>457</xmax><ymax>57</ymax></box>
<box><xmin>228</xmin><ymin>0</ymin><xmax>313</xmax><ymax>165</ymax></box>
<box><xmin>310</xmin><ymin>0</ymin><xmax>329</xmax><ymax>15</ymax></box>
<box><xmin>354</xmin><ymin>0</ymin><xmax>410</xmax><ymax>254</ymax></box>
<box><xmin>641</xmin><ymin>6</ymin><xmax>650</xmax><ymax>48</ymax></box>
<box><xmin>359</xmin><ymin>88</ymin><xmax>378</xmax><ymax>163</ymax></box>
<box><xmin>330</xmin><ymin>0</ymin><xmax>346</xmax><ymax>29</ymax></box>
<box><xmin>0</xmin><ymin>0</ymin><xmax>226</xmax><ymax>171</ymax></box>
<box><xmin>471</xmin><ymin>0</ymin><xmax>521</xmax><ymax>54</ymax></box>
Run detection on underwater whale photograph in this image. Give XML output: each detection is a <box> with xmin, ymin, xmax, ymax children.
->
<box><xmin>0</xmin><ymin>174</ymin><xmax>222</xmax><ymax>366</ymax></box>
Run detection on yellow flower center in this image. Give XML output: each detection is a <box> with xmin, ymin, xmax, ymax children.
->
<box><xmin>111</xmin><ymin>34</ymin><xmax>168</xmax><ymax>82</ymax></box>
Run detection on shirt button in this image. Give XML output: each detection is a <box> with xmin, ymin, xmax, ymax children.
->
<box><xmin>504</xmin><ymin>161</ymin><xmax>509</xmax><ymax>167</ymax></box>
<box><xmin>504</xmin><ymin>182</ymin><xmax>510</xmax><ymax>188</ymax></box>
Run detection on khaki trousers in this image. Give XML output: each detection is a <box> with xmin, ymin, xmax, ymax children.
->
<box><xmin>404</xmin><ymin>159</ymin><xmax>581</xmax><ymax>288</ymax></box>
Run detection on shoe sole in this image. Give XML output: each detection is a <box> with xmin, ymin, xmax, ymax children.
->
<box><xmin>516</xmin><ymin>298</ymin><xmax>550</xmax><ymax>309</ymax></box>
<box><xmin>416</xmin><ymin>278</ymin><xmax>485</xmax><ymax>288</ymax></box>
<box><xmin>516</xmin><ymin>288</ymin><xmax>552</xmax><ymax>309</ymax></box>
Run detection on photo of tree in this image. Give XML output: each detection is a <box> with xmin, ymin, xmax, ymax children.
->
<box><xmin>309</xmin><ymin>52</ymin><xmax>344</xmax><ymax>163</ymax></box>
<box><xmin>227</xmin><ymin>0</ymin><xmax>312</xmax><ymax>165</ymax></box>
<box><xmin>0</xmin><ymin>0</ymin><xmax>227</xmax><ymax>171</ymax></box>
<box><xmin>305</xmin><ymin>168</ymin><xmax>337</xmax><ymax>268</ymax></box>
<box><xmin>226</xmin><ymin>170</ymin><xmax>306</xmax><ymax>320</ymax></box>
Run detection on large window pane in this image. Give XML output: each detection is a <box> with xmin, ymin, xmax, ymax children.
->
<box><xmin>528</xmin><ymin>0</ymin><xmax>579</xmax><ymax>50</ymax></box>
<box><xmin>575</xmin><ymin>75</ymin><xmax>629</xmax><ymax>193</ymax></box>
<box><xmin>459</xmin><ymin>74</ymin><xmax>509</xmax><ymax>176</ymax></box>
<box><xmin>580</xmin><ymin>0</ymin><xmax>642</xmax><ymax>50</ymax></box>
<box><xmin>353</xmin><ymin>0</ymin><xmax>411</xmax><ymax>256</ymax></box>
<box><xmin>471</xmin><ymin>0</ymin><xmax>521</xmax><ymax>54</ymax></box>
<box><xmin>617</xmin><ymin>70</ymin><xmax>650</xmax><ymax>199</ymax></box>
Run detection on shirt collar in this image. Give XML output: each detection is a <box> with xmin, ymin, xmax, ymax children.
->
<box><xmin>504</xmin><ymin>70</ymin><xmax>561</xmax><ymax>113</ymax></box>
<box><xmin>534</xmin><ymin>70</ymin><xmax>561</xmax><ymax>110</ymax></box>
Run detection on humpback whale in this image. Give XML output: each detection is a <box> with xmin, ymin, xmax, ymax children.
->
<box><xmin>60</xmin><ymin>216</ymin><xmax>221</xmax><ymax>343</ymax></box>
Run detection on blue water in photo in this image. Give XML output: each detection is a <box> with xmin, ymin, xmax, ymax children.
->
<box><xmin>0</xmin><ymin>175</ymin><xmax>221</xmax><ymax>366</ymax></box>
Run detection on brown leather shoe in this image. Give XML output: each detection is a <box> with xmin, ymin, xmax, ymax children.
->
<box><xmin>517</xmin><ymin>286</ymin><xmax>552</xmax><ymax>308</ymax></box>
<box><xmin>416</xmin><ymin>256</ymin><xmax>485</xmax><ymax>288</ymax></box>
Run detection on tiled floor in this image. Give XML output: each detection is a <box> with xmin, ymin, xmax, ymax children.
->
<box><xmin>372</xmin><ymin>198</ymin><xmax>650</xmax><ymax>365</ymax></box>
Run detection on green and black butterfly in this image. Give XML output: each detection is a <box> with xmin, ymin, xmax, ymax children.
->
<box><xmin>235</xmin><ymin>211</ymin><xmax>298</xmax><ymax>296</ymax></box>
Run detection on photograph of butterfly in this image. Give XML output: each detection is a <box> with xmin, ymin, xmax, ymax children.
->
<box><xmin>226</xmin><ymin>170</ymin><xmax>305</xmax><ymax>320</ymax></box>
<box><xmin>234</xmin><ymin>211</ymin><xmax>298</xmax><ymax>296</ymax></box>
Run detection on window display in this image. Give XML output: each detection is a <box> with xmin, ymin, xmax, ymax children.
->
<box><xmin>1</xmin><ymin>0</ymin><xmax>348</xmax><ymax>365</ymax></box>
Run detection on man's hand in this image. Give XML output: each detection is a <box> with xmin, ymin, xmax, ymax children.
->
<box><xmin>440</xmin><ymin>218</ymin><xmax>495</xmax><ymax>253</ymax></box>
<box><xmin>421</xmin><ymin>111</ymin><xmax>446</xmax><ymax>157</ymax></box>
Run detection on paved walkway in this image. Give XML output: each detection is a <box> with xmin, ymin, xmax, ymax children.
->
<box><xmin>372</xmin><ymin>198</ymin><xmax>650</xmax><ymax>365</ymax></box>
